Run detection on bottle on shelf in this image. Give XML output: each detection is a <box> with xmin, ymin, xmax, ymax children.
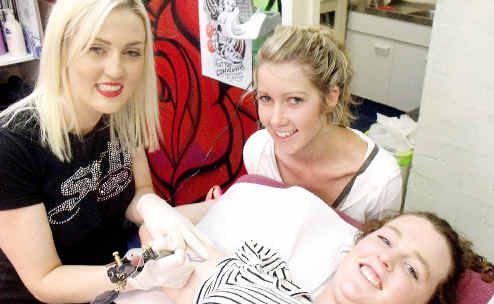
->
<box><xmin>3</xmin><ymin>9</ymin><xmax>27</xmax><ymax>56</ymax></box>
<box><xmin>0</xmin><ymin>21</ymin><xmax>7</xmax><ymax>55</ymax></box>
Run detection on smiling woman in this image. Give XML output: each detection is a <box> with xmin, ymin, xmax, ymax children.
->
<box><xmin>0</xmin><ymin>1</ymin><xmax>209</xmax><ymax>303</ymax></box>
<box><xmin>322</xmin><ymin>214</ymin><xmax>452</xmax><ymax>304</ymax></box>
<box><xmin>66</xmin><ymin>8</ymin><xmax>147</xmax><ymax>134</ymax></box>
<box><xmin>131</xmin><ymin>182</ymin><xmax>491</xmax><ymax>304</ymax></box>
<box><xmin>243</xmin><ymin>25</ymin><xmax>402</xmax><ymax>222</ymax></box>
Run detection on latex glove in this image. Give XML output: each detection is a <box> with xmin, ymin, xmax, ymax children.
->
<box><xmin>127</xmin><ymin>248</ymin><xmax>193</xmax><ymax>290</ymax></box>
<box><xmin>137</xmin><ymin>193</ymin><xmax>209</xmax><ymax>259</ymax></box>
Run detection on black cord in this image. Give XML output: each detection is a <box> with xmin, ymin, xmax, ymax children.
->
<box><xmin>265</xmin><ymin>0</ymin><xmax>275</xmax><ymax>11</ymax></box>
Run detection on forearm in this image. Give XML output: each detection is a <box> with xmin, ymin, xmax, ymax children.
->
<box><xmin>125</xmin><ymin>185</ymin><xmax>154</xmax><ymax>224</ymax></box>
<box><xmin>31</xmin><ymin>264</ymin><xmax>114</xmax><ymax>303</ymax></box>
<box><xmin>126</xmin><ymin>148</ymin><xmax>157</xmax><ymax>224</ymax></box>
<box><xmin>0</xmin><ymin>204</ymin><xmax>121</xmax><ymax>303</ymax></box>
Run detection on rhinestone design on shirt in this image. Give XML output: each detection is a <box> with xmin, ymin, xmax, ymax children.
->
<box><xmin>48</xmin><ymin>142</ymin><xmax>132</xmax><ymax>225</ymax></box>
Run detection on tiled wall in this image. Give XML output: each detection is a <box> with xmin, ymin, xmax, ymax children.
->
<box><xmin>405</xmin><ymin>0</ymin><xmax>494</xmax><ymax>259</ymax></box>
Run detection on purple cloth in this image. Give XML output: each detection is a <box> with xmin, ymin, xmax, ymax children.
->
<box><xmin>457</xmin><ymin>270</ymin><xmax>494</xmax><ymax>304</ymax></box>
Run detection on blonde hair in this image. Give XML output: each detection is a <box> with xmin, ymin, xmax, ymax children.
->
<box><xmin>0</xmin><ymin>0</ymin><xmax>160</xmax><ymax>161</ymax></box>
<box><xmin>253</xmin><ymin>25</ymin><xmax>356</xmax><ymax>127</ymax></box>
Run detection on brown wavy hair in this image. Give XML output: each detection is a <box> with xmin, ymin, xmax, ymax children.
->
<box><xmin>358</xmin><ymin>211</ymin><xmax>494</xmax><ymax>304</ymax></box>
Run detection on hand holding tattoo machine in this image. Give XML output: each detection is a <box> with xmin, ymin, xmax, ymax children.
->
<box><xmin>91</xmin><ymin>238</ymin><xmax>194</xmax><ymax>304</ymax></box>
<box><xmin>92</xmin><ymin>192</ymin><xmax>211</xmax><ymax>304</ymax></box>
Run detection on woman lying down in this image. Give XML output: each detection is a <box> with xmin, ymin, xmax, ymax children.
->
<box><xmin>115</xmin><ymin>178</ymin><xmax>492</xmax><ymax>304</ymax></box>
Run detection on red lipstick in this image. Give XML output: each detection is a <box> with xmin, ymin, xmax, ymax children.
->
<box><xmin>96</xmin><ymin>82</ymin><xmax>123</xmax><ymax>98</ymax></box>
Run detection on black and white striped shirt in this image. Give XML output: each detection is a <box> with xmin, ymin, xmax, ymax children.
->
<box><xmin>195</xmin><ymin>241</ymin><xmax>312</xmax><ymax>304</ymax></box>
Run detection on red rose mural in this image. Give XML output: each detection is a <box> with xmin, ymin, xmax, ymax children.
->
<box><xmin>145</xmin><ymin>0</ymin><xmax>258</xmax><ymax>205</ymax></box>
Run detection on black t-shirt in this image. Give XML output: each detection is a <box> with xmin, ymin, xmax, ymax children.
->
<box><xmin>0</xmin><ymin>111</ymin><xmax>135</xmax><ymax>303</ymax></box>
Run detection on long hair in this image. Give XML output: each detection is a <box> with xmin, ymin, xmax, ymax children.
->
<box><xmin>359</xmin><ymin>211</ymin><xmax>494</xmax><ymax>304</ymax></box>
<box><xmin>250</xmin><ymin>25</ymin><xmax>356</xmax><ymax>127</ymax></box>
<box><xmin>0</xmin><ymin>0</ymin><xmax>160</xmax><ymax>161</ymax></box>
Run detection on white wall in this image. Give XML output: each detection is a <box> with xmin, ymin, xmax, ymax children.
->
<box><xmin>281</xmin><ymin>0</ymin><xmax>319</xmax><ymax>26</ymax></box>
<box><xmin>405</xmin><ymin>0</ymin><xmax>494</xmax><ymax>260</ymax></box>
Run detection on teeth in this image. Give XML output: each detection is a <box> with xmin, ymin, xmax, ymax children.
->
<box><xmin>97</xmin><ymin>84</ymin><xmax>121</xmax><ymax>92</ymax></box>
<box><xmin>275</xmin><ymin>130</ymin><xmax>296</xmax><ymax>138</ymax></box>
<box><xmin>360</xmin><ymin>265</ymin><xmax>382</xmax><ymax>290</ymax></box>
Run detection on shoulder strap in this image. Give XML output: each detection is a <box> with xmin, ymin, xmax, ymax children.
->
<box><xmin>332</xmin><ymin>144</ymin><xmax>379</xmax><ymax>209</ymax></box>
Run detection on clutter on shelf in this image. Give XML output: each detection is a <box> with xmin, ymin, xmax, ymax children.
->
<box><xmin>0</xmin><ymin>0</ymin><xmax>43</xmax><ymax>65</ymax></box>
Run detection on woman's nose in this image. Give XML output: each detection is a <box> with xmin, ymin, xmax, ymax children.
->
<box><xmin>379</xmin><ymin>253</ymin><xmax>394</xmax><ymax>272</ymax></box>
<box><xmin>104</xmin><ymin>53</ymin><xmax>124</xmax><ymax>79</ymax></box>
<box><xmin>269</xmin><ymin>103</ymin><xmax>287</xmax><ymax>126</ymax></box>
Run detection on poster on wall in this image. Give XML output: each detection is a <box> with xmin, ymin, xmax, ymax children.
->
<box><xmin>198</xmin><ymin>0</ymin><xmax>253</xmax><ymax>89</ymax></box>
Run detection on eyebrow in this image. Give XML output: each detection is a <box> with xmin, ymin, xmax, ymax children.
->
<box><xmin>386</xmin><ymin>224</ymin><xmax>432</xmax><ymax>280</ymax></box>
<box><xmin>256</xmin><ymin>89</ymin><xmax>308</xmax><ymax>96</ymax></box>
<box><xmin>93</xmin><ymin>38</ymin><xmax>145</xmax><ymax>47</ymax></box>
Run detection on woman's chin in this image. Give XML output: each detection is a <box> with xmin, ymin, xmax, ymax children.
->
<box><xmin>332</xmin><ymin>278</ymin><xmax>379</xmax><ymax>304</ymax></box>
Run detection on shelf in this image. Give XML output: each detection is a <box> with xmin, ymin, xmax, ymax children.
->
<box><xmin>0</xmin><ymin>0</ymin><xmax>43</xmax><ymax>68</ymax></box>
<box><xmin>0</xmin><ymin>53</ymin><xmax>37</xmax><ymax>67</ymax></box>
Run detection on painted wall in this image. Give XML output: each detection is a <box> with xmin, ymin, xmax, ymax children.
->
<box><xmin>405</xmin><ymin>0</ymin><xmax>494</xmax><ymax>260</ymax></box>
<box><xmin>144</xmin><ymin>0</ymin><xmax>258</xmax><ymax>205</ymax></box>
<box><xmin>3</xmin><ymin>0</ymin><xmax>258</xmax><ymax>204</ymax></box>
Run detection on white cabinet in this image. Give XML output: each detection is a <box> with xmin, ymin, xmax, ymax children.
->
<box><xmin>345</xmin><ymin>11</ymin><xmax>431</xmax><ymax>112</ymax></box>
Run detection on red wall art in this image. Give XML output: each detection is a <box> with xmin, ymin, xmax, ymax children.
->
<box><xmin>145</xmin><ymin>0</ymin><xmax>258</xmax><ymax>205</ymax></box>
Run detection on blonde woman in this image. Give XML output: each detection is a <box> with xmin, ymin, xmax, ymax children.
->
<box><xmin>243</xmin><ymin>25</ymin><xmax>402</xmax><ymax>222</ymax></box>
<box><xmin>0</xmin><ymin>1</ymin><xmax>208</xmax><ymax>302</ymax></box>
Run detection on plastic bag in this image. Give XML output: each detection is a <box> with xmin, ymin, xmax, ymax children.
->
<box><xmin>367</xmin><ymin>113</ymin><xmax>417</xmax><ymax>210</ymax></box>
<box><xmin>367</xmin><ymin>113</ymin><xmax>417</xmax><ymax>156</ymax></box>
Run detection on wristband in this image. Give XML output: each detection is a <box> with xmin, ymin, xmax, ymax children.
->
<box><xmin>91</xmin><ymin>251</ymin><xmax>136</xmax><ymax>304</ymax></box>
<box><xmin>107</xmin><ymin>251</ymin><xmax>135</xmax><ymax>290</ymax></box>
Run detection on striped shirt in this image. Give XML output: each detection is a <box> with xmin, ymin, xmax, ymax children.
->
<box><xmin>195</xmin><ymin>241</ymin><xmax>312</xmax><ymax>304</ymax></box>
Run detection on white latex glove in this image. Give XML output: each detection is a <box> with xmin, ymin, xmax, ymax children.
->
<box><xmin>137</xmin><ymin>193</ymin><xmax>209</xmax><ymax>259</ymax></box>
<box><xmin>126</xmin><ymin>248</ymin><xmax>193</xmax><ymax>290</ymax></box>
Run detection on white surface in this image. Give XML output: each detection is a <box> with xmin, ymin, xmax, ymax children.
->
<box><xmin>281</xmin><ymin>0</ymin><xmax>349</xmax><ymax>44</ymax></box>
<box><xmin>489</xmin><ymin>294</ymin><xmax>494</xmax><ymax>304</ymax></box>
<box><xmin>405</xmin><ymin>0</ymin><xmax>494</xmax><ymax>260</ymax></box>
<box><xmin>346</xmin><ymin>11</ymin><xmax>432</xmax><ymax>111</ymax></box>
<box><xmin>281</xmin><ymin>0</ymin><xmax>319</xmax><ymax>25</ymax></box>
<box><xmin>347</xmin><ymin>11</ymin><xmax>431</xmax><ymax>47</ymax></box>
<box><xmin>117</xmin><ymin>289</ymin><xmax>172</xmax><ymax>304</ymax></box>
<box><xmin>387</xmin><ymin>42</ymin><xmax>428</xmax><ymax>111</ymax></box>
<box><xmin>197</xmin><ymin>182</ymin><xmax>358</xmax><ymax>291</ymax></box>
<box><xmin>346</xmin><ymin>30</ymin><xmax>392</xmax><ymax>104</ymax></box>
<box><xmin>0</xmin><ymin>53</ymin><xmax>35</xmax><ymax>66</ymax></box>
